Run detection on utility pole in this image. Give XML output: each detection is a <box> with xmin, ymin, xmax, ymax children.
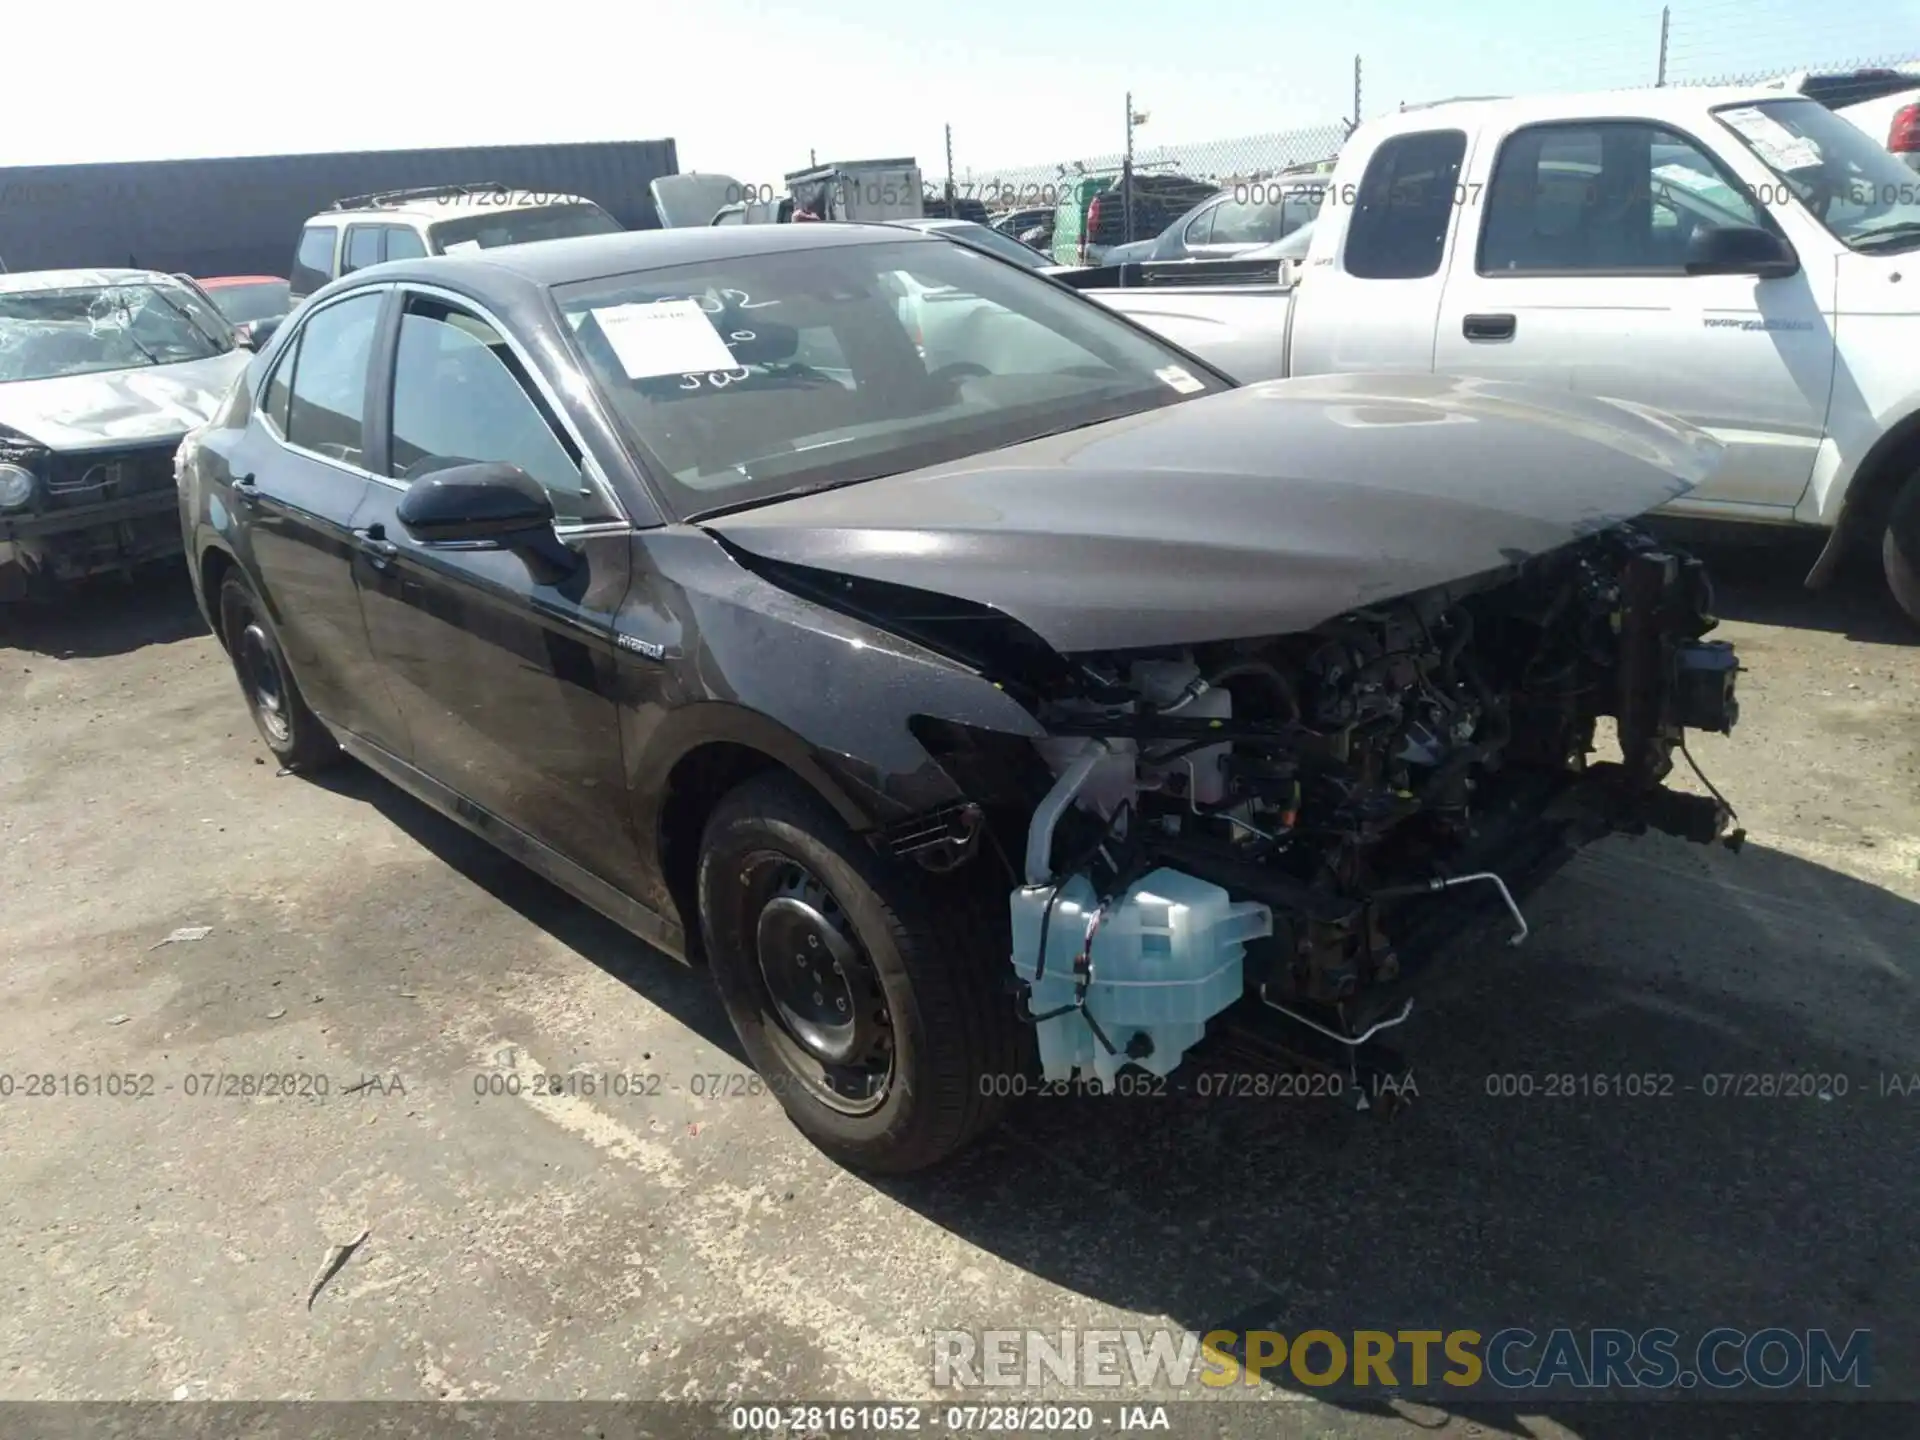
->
<box><xmin>944</xmin><ymin>123</ymin><xmax>956</xmax><ymax>209</ymax></box>
<box><xmin>1124</xmin><ymin>91</ymin><xmax>1139</xmax><ymax>243</ymax></box>
<box><xmin>1353</xmin><ymin>55</ymin><xmax>1362</xmax><ymax>133</ymax></box>
<box><xmin>1656</xmin><ymin>6</ymin><xmax>1670</xmax><ymax>86</ymax></box>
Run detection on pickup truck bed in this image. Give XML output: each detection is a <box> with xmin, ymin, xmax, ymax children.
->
<box><xmin>1064</xmin><ymin>260</ymin><xmax>1298</xmax><ymax>383</ymax></box>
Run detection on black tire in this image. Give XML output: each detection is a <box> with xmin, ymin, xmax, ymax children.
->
<box><xmin>1883</xmin><ymin>475</ymin><xmax>1920</xmax><ymax>628</ymax></box>
<box><xmin>697</xmin><ymin>771</ymin><xmax>1026</xmax><ymax>1173</ymax></box>
<box><xmin>217</xmin><ymin>571</ymin><xmax>339</xmax><ymax>772</ymax></box>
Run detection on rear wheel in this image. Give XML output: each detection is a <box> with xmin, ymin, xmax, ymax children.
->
<box><xmin>218</xmin><ymin>571</ymin><xmax>338</xmax><ymax>772</ymax></box>
<box><xmin>697</xmin><ymin>772</ymin><xmax>1024</xmax><ymax>1173</ymax></box>
<box><xmin>1883</xmin><ymin>474</ymin><xmax>1920</xmax><ymax>627</ymax></box>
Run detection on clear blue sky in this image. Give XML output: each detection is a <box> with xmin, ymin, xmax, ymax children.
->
<box><xmin>7</xmin><ymin>0</ymin><xmax>1915</xmax><ymax>182</ymax></box>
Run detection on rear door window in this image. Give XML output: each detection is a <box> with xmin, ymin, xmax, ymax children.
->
<box><xmin>342</xmin><ymin>226</ymin><xmax>384</xmax><ymax>275</ymax></box>
<box><xmin>1343</xmin><ymin>129</ymin><xmax>1468</xmax><ymax>280</ymax></box>
<box><xmin>290</xmin><ymin>225</ymin><xmax>338</xmax><ymax>296</ymax></box>
<box><xmin>283</xmin><ymin>291</ymin><xmax>384</xmax><ymax>467</ymax></box>
<box><xmin>384</xmin><ymin>226</ymin><xmax>427</xmax><ymax>260</ymax></box>
<box><xmin>1180</xmin><ymin>201</ymin><xmax>1220</xmax><ymax>247</ymax></box>
<box><xmin>1209</xmin><ymin>196</ymin><xmax>1287</xmax><ymax>245</ymax></box>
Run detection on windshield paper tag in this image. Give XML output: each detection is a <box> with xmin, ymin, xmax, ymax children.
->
<box><xmin>591</xmin><ymin>300</ymin><xmax>740</xmax><ymax>379</ymax></box>
<box><xmin>1156</xmin><ymin>365</ymin><xmax>1205</xmax><ymax>395</ymax></box>
<box><xmin>1718</xmin><ymin>108</ymin><xmax>1821</xmax><ymax>171</ymax></box>
<box><xmin>443</xmin><ymin>240</ymin><xmax>483</xmax><ymax>254</ymax></box>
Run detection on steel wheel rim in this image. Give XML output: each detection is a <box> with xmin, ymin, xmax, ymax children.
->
<box><xmin>743</xmin><ymin>854</ymin><xmax>894</xmax><ymax>1116</ymax></box>
<box><xmin>238</xmin><ymin>620</ymin><xmax>290</xmax><ymax>744</ymax></box>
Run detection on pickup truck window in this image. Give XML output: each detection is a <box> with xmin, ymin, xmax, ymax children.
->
<box><xmin>1480</xmin><ymin>121</ymin><xmax>1767</xmax><ymax>274</ymax></box>
<box><xmin>1345</xmin><ymin>129</ymin><xmax>1467</xmax><ymax>280</ymax></box>
<box><xmin>1713</xmin><ymin>97</ymin><xmax>1920</xmax><ymax>253</ymax></box>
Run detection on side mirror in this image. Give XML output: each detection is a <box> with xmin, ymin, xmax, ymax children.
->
<box><xmin>396</xmin><ymin>461</ymin><xmax>579</xmax><ymax>581</ymax></box>
<box><xmin>396</xmin><ymin>461</ymin><xmax>556</xmax><ymax>543</ymax></box>
<box><xmin>237</xmin><ymin>317</ymin><xmax>281</xmax><ymax>351</ymax></box>
<box><xmin>1684</xmin><ymin>224</ymin><xmax>1799</xmax><ymax>279</ymax></box>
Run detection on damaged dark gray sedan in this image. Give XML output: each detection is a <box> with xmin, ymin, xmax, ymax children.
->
<box><xmin>1</xmin><ymin>269</ymin><xmax>250</xmax><ymax>600</ymax></box>
<box><xmin>177</xmin><ymin>225</ymin><xmax>1745</xmax><ymax>1172</ymax></box>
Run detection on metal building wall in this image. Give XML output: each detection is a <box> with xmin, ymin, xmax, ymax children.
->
<box><xmin>0</xmin><ymin>139</ymin><xmax>678</xmax><ymax>278</ymax></box>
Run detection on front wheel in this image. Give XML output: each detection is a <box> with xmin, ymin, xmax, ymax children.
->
<box><xmin>697</xmin><ymin>772</ymin><xmax>1025</xmax><ymax>1173</ymax></box>
<box><xmin>218</xmin><ymin>571</ymin><xmax>339</xmax><ymax>772</ymax></box>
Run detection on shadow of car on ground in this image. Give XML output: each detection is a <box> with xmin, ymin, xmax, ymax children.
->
<box><xmin>313</xmin><ymin>744</ymin><xmax>1918</xmax><ymax>1433</ymax></box>
<box><xmin>0</xmin><ymin>562</ymin><xmax>209</xmax><ymax>658</ymax></box>
<box><xmin>1659</xmin><ymin>527</ymin><xmax>1916</xmax><ymax>647</ymax></box>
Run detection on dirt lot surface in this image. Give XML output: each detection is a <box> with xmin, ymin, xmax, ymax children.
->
<box><xmin>2</xmin><ymin>535</ymin><xmax>1916</xmax><ymax>1438</ymax></box>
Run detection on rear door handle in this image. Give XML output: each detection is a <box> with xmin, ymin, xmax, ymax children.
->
<box><xmin>1462</xmin><ymin>313</ymin><xmax>1517</xmax><ymax>341</ymax></box>
<box><xmin>353</xmin><ymin>523</ymin><xmax>399</xmax><ymax>569</ymax></box>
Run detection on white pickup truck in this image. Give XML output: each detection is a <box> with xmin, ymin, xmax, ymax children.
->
<box><xmin>1067</xmin><ymin>85</ymin><xmax>1920</xmax><ymax>622</ymax></box>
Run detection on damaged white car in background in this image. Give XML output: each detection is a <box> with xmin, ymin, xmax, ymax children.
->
<box><xmin>1</xmin><ymin>268</ymin><xmax>249</xmax><ymax>601</ymax></box>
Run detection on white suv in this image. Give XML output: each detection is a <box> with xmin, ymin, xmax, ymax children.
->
<box><xmin>287</xmin><ymin>185</ymin><xmax>623</xmax><ymax>301</ymax></box>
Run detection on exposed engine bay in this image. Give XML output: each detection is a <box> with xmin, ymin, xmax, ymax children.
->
<box><xmin>894</xmin><ymin>525</ymin><xmax>1744</xmax><ymax>1091</ymax></box>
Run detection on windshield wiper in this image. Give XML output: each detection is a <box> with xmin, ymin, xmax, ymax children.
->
<box><xmin>1850</xmin><ymin>221</ymin><xmax>1920</xmax><ymax>252</ymax></box>
<box><xmin>151</xmin><ymin>289</ymin><xmax>227</xmax><ymax>351</ymax></box>
<box><xmin>114</xmin><ymin>325</ymin><xmax>163</xmax><ymax>367</ymax></box>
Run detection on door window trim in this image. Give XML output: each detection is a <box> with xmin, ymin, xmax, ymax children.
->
<box><xmin>254</xmin><ymin>283</ymin><xmax>394</xmax><ymax>482</ymax></box>
<box><xmin>1473</xmin><ymin>117</ymin><xmax>1785</xmax><ymax>280</ymax></box>
<box><xmin>377</xmin><ymin>282</ymin><xmax>631</xmax><ymax>529</ymax></box>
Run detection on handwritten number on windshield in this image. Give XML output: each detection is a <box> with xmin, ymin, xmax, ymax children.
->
<box><xmin>678</xmin><ymin>368</ymin><xmax>752</xmax><ymax>391</ymax></box>
<box><xmin>649</xmin><ymin>289</ymin><xmax>778</xmax><ymax>314</ymax></box>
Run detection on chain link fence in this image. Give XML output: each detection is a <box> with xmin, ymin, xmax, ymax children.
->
<box><xmin>950</xmin><ymin>47</ymin><xmax>1918</xmax><ymax>252</ymax></box>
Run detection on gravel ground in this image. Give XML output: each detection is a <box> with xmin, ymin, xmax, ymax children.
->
<box><xmin>1</xmin><ymin>535</ymin><xmax>1915</xmax><ymax>1438</ymax></box>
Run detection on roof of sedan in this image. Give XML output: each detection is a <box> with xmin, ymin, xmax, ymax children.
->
<box><xmin>407</xmin><ymin>222</ymin><xmax>939</xmax><ymax>287</ymax></box>
<box><xmin>0</xmin><ymin>267</ymin><xmax>177</xmax><ymax>295</ymax></box>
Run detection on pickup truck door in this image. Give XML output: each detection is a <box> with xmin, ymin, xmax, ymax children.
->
<box><xmin>1287</xmin><ymin>127</ymin><xmax>1475</xmax><ymax>374</ymax></box>
<box><xmin>1433</xmin><ymin>119</ymin><xmax>1837</xmax><ymax>516</ymax></box>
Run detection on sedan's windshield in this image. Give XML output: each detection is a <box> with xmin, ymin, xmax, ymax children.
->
<box><xmin>429</xmin><ymin>202</ymin><xmax>624</xmax><ymax>252</ymax></box>
<box><xmin>555</xmin><ymin>237</ymin><xmax>1227</xmax><ymax>517</ymax></box>
<box><xmin>1713</xmin><ymin>97</ymin><xmax>1920</xmax><ymax>251</ymax></box>
<box><xmin>0</xmin><ymin>282</ymin><xmax>233</xmax><ymax>383</ymax></box>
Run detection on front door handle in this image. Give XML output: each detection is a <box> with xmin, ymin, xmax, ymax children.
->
<box><xmin>232</xmin><ymin>472</ymin><xmax>259</xmax><ymax>505</ymax></box>
<box><xmin>1462</xmin><ymin>313</ymin><xmax>1517</xmax><ymax>341</ymax></box>
<box><xmin>353</xmin><ymin>523</ymin><xmax>399</xmax><ymax>569</ymax></box>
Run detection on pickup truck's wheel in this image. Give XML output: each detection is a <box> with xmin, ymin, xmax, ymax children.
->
<box><xmin>217</xmin><ymin>571</ymin><xmax>339</xmax><ymax>773</ymax></box>
<box><xmin>1883</xmin><ymin>476</ymin><xmax>1920</xmax><ymax>627</ymax></box>
<box><xmin>697</xmin><ymin>771</ymin><xmax>1022</xmax><ymax>1173</ymax></box>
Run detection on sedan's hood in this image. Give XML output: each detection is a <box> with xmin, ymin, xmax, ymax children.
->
<box><xmin>0</xmin><ymin>350</ymin><xmax>249</xmax><ymax>451</ymax></box>
<box><xmin>705</xmin><ymin>371</ymin><xmax>1725</xmax><ymax>653</ymax></box>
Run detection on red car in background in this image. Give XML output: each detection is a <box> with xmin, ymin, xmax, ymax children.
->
<box><xmin>174</xmin><ymin>274</ymin><xmax>291</xmax><ymax>348</ymax></box>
